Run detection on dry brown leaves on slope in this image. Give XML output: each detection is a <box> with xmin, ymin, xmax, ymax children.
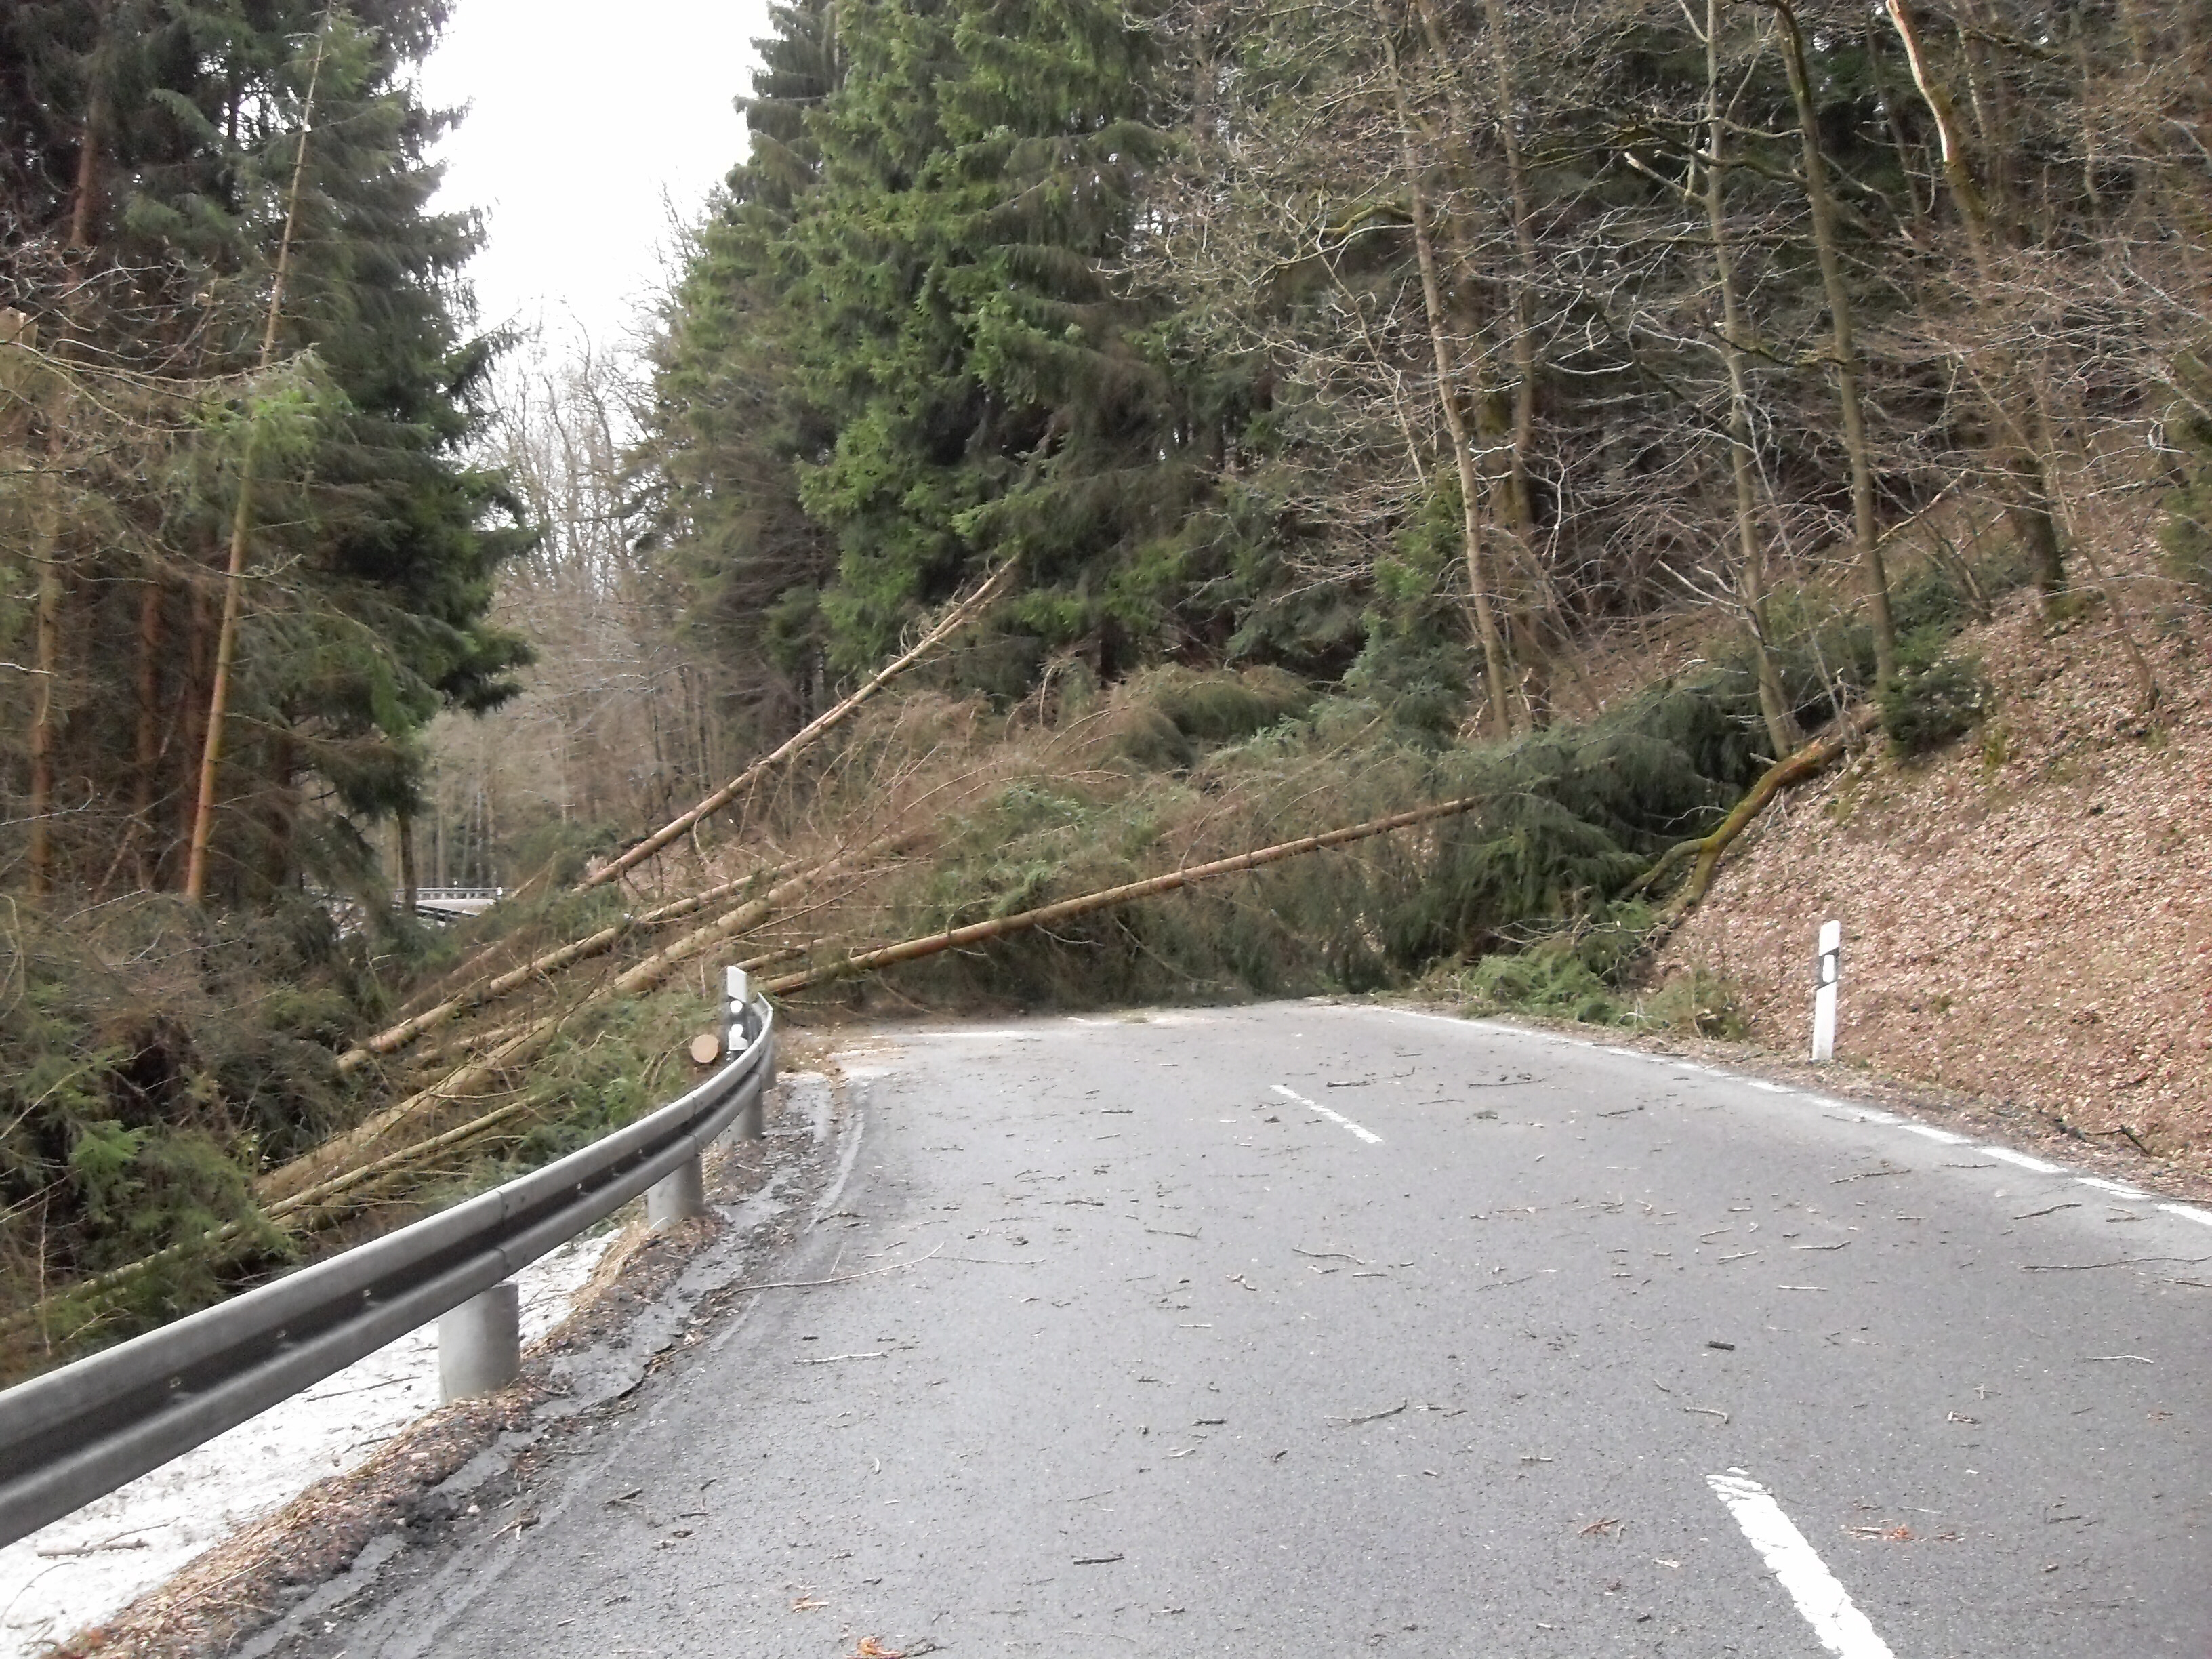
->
<box><xmin>1660</xmin><ymin>592</ymin><xmax>2212</xmax><ymax>1171</ymax></box>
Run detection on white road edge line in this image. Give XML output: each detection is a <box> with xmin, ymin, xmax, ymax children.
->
<box><xmin>1271</xmin><ymin>1084</ymin><xmax>1382</xmax><ymax>1145</ymax></box>
<box><xmin>1981</xmin><ymin>1145</ymin><xmax>2066</xmax><ymax>1174</ymax></box>
<box><xmin>1902</xmin><ymin>1124</ymin><xmax>1971</xmax><ymax>1145</ymax></box>
<box><xmin>1341</xmin><ymin>1004</ymin><xmax>2211</xmax><ymax>1232</ymax></box>
<box><xmin>2075</xmin><ymin>1176</ymin><xmax>2148</xmax><ymax>1200</ymax></box>
<box><xmin>1707</xmin><ymin>1473</ymin><xmax>1898</xmax><ymax>1659</ymax></box>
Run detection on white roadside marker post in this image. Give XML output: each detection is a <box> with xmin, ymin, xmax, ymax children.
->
<box><xmin>1811</xmin><ymin>920</ymin><xmax>1841</xmax><ymax>1063</ymax></box>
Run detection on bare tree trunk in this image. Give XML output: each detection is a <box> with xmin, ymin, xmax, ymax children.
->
<box><xmin>127</xmin><ymin>573</ymin><xmax>163</xmax><ymax>888</ymax></box>
<box><xmin>26</xmin><ymin>497</ymin><xmax>62</xmax><ymax>897</ymax></box>
<box><xmin>1380</xmin><ymin>12</ymin><xmax>1517</xmax><ymax>735</ymax></box>
<box><xmin>1706</xmin><ymin>0</ymin><xmax>1800</xmax><ymax>756</ymax></box>
<box><xmin>764</xmin><ymin>789</ymin><xmax>1497</xmax><ymax>998</ymax></box>
<box><xmin>397</xmin><ymin>810</ymin><xmax>418</xmax><ymax>916</ymax></box>
<box><xmin>1477</xmin><ymin>0</ymin><xmax>1541</xmax><ymax>544</ymax></box>
<box><xmin>66</xmin><ymin>2</ymin><xmax>111</xmax><ymax>251</ymax></box>
<box><xmin>1770</xmin><ymin>0</ymin><xmax>1898</xmax><ymax>689</ymax></box>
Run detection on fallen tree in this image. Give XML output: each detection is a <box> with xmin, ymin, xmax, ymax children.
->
<box><xmin>578</xmin><ymin>562</ymin><xmax>1014</xmax><ymax>893</ymax></box>
<box><xmin>761</xmin><ymin>790</ymin><xmax>1498</xmax><ymax>998</ymax></box>
<box><xmin>335</xmin><ymin>859</ymin><xmax>803</xmax><ymax>1073</ymax></box>
<box><xmin>266</xmin><ymin>834</ymin><xmax>924</xmax><ymax>1199</ymax></box>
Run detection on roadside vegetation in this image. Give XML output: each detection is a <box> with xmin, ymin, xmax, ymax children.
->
<box><xmin>5</xmin><ymin>0</ymin><xmax>2209</xmax><ymax>1373</ymax></box>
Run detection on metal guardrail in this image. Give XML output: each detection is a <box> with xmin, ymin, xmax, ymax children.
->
<box><xmin>0</xmin><ymin>996</ymin><xmax>775</xmax><ymax>1549</ymax></box>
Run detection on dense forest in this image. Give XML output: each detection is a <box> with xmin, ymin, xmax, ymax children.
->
<box><xmin>3</xmin><ymin>0</ymin><xmax>2209</xmax><ymax>1350</ymax></box>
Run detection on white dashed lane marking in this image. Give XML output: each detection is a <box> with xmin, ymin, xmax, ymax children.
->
<box><xmin>1708</xmin><ymin>1472</ymin><xmax>1899</xmax><ymax>1659</ymax></box>
<box><xmin>1270</xmin><ymin>1084</ymin><xmax>1382</xmax><ymax>1145</ymax></box>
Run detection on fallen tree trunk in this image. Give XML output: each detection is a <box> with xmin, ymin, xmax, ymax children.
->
<box><xmin>579</xmin><ymin>562</ymin><xmax>1014</xmax><ymax>893</ymax></box>
<box><xmin>335</xmin><ymin>859</ymin><xmax>804</xmax><ymax>1073</ymax></box>
<box><xmin>762</xmin><ymin>792</ymin><xmax>1495</xmax><ymax>998</ymax></box>
<box><xmin>271</xmin><ymin>836</ymin><xmax>920</xmax><ymax>1200</ymax></box>
<box><xmin>1631</xmin><ymin>703</ymin><xmax>1879</xmax><ymax>925</ymax></box>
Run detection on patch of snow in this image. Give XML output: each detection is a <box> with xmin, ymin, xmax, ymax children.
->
<box><xmin>0</xmin><ymin>1229</ymin><xmax>617</xmax><ymax>1657</ymax></box>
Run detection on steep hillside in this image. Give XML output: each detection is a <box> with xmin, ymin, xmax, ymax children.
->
<box><xmin>1658</xmin><ymin>592</ymin><xmax>2212</xmax><ymax>1177</ymax></box>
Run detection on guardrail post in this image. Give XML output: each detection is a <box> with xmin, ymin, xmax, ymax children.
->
<box><xmin>647</xmin><ymin>1153</ymin><xmax>708</xmax><ymax>1227</ymax></box>
<box><xmin>438</xmin><ymin>1282</ymin><xmax>521</xmax><ymax>1404</ymax></box>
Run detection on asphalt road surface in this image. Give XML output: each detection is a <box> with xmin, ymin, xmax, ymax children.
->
<box><xmin>304</xmin><ymin>1002</ymin><xmax>2211</xmax><ymax>1658</ymax></box>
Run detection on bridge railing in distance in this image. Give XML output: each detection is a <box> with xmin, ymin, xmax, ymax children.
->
<box><xmin>0</xmin><ymin>991</ymin><xmax>776</xmax><ymax>1549</ymax></box>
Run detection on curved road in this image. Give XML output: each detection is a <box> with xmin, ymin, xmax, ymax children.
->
<box><xmin>293</xmin><ymin>1002</ymin><xmax>2209</xmax><ymax>1658</ymax></box>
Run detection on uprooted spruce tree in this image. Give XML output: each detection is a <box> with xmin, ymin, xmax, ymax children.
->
<box><xmin>4</xmin><ymin>0</ymin><xmax>2207</xmax><ymax>1371</ymax></box>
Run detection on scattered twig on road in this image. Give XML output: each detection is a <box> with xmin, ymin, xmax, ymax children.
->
<box><xmin>1072</xmin><ymin>1554</ymin><xmax>1125</xmax><ymax>1565</ymax></box>
<box><xmin>1292</xmin><ymin>1248</ymin><xmax>1365</xmax><ymax>1263</ymax></box>
<box><xmin>739</xmin><ymin>1244</ymin><xmax>945</xmax><ymax>1293</ymax></box>
<box><xmin>1792</xmin><ymin>1241</ymin><xmax>1850</xmax><ymax>1251</ymax></box>
<box><xmin>1775</xmin><ymin>1284</ymin><xmax>1828</xmax><ymax>1291</ymax></box>
<box><xmin>1579</xmin><ymin>1516</ymin><xmax>1624</xmax><ymax>1536</ymax></box>
<box><xmin>490</xmin><ymin>1510</ymin><xmax>539</xmax><ymax>1542</ymax></box>
<box><xmin>2081</xmin><ymin>1354</ymin><xmax>2155</xmax><ymax>1363</ymax></box>
<box><xmin>1330</xmin><ymin>1400</ymin><xmax>1410</xmax><ymax>1427</ymax></box>
<box><xmin>1683</xmin><ymin>1406</ymin><xmax>1730</xmax><ymax>1423</ymax></box>
<box><xmin>2013</xmin><ymin>1202</ymin><xmax>2083</xmax><ymax>1219</ymax></box>
<box><xmin>34</xmin><ymin>1530</ymin><xmax>153</xmax><ymax>1559</ymax></box>
<box><xmin>2024</xmin><ymin>1258</ymin><xmax>2177</xmax><ymax>1272</ymax></box>
<box><xmin>1833</xmin><ymin>1164</ymin><xmax>1912</xmax><ymax>1183</ymax></box>
<box><xmin>795</xmin><ymin>1352</ymin><xmax>887</xmax><ymax>1364</ymax></box>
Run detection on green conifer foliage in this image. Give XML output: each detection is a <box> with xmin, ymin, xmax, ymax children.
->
<box><xmin>652</xmin><ymin>0</ymin><xmax>1265</xmax><ymax>697</ymax></box>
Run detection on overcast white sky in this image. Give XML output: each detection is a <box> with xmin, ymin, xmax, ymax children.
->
<box><xmin>417</xmin><ymin>0</ymin><xmax>775</xmax><ymax>354</ymax></box>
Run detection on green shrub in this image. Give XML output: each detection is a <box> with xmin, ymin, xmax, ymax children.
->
<box><xmin>1636</xmin><ymin>966</ymin><xmax>1753</xmax><ymax>1040</ymax></box>
<box><xmin>1458</xmin><ymin>945</ymin><xmax>1625</xmax><ymax>1024</ymax></box>
<box><xmin>1881</xmin><ymin>642</ymin><xmax>1993</xmax><ymax>756</ymax></box>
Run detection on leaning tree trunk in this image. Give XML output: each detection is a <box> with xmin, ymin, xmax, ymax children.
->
<box><xmin>578</xmin><ymin>562</ymin><xmax>1014</xmax><ymax>892</ymax></box>
<box><xmin>1631</xmin><ymin>705</ymin><xmax>1881</xmax><ymax>934</ymax></box>
<box><xmin>1883</xmin><ymin>0</ymin><xmax>2070</xmax><ymax>611</ymax></box>
<box><xmin>184</xmin><ymin>16</ymin><xmax>329</xmax><ymax>903</ymax></box>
